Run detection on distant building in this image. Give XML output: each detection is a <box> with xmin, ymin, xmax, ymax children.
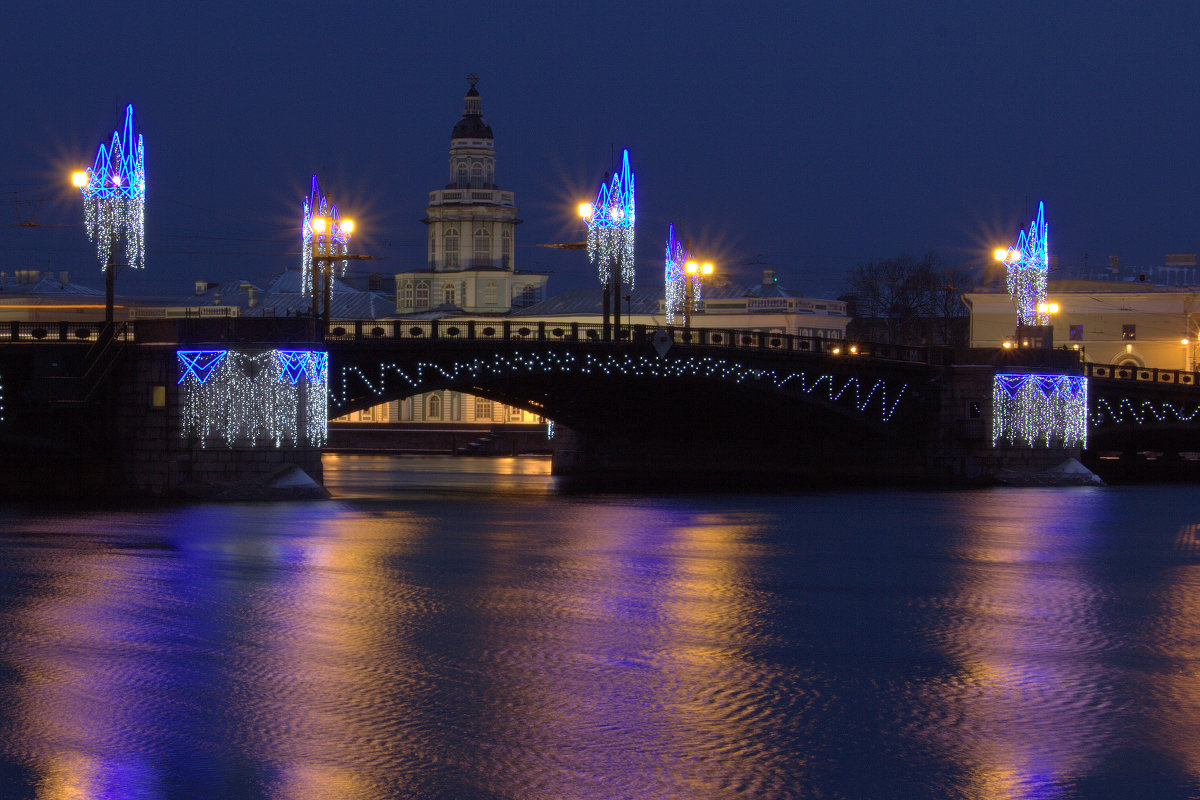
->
<box><xmin>963</xmin><ymin>281</ymin><xmax>1200</xmax><ymax>371</ymax></box>
<box><xmin>0</xmin><ymin>270</ymin><xmax>110</xmax><ymax>321</ymax></box>
<box><xmin>394</xmin><ymin>76</ymin><xmax>548</xmax><ymax>316</ymax></box>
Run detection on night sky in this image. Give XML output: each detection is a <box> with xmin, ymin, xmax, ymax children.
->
<box><xmin>2</xmin><ymin>1</ymin><xmax>1199</xmax><ymax>301</ymax></box>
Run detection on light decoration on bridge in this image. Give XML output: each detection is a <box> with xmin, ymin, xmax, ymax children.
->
<box><xmin>583</xmin><ymin>149</ymin><xmax>636</xmax><ymax>289</ymax></box>
<box><xmin>178</xmin><ymin>349</ymin><xmax>328</xmax><ymax>448</ymax></box>
<box><xmin>663</xmin><ymin>224</ymin><xmax>690</xmax><ymax>324</ymax></box>
<box><xmin>992</xmin><ymin>373</ymin><xmax>1087</xmax><ymax>448</ymax></box>
<box><xmin>1090</xmin><ymin>396</ymin><xmax>1200</xmax><ymax>427</ymax></box>
<box><xmin>333</xmin><ymin>351</ymin><xmax>908</xmax><ymax>424</ymax></box>
<box><xmin>77</xmin><ymin>104</ymin><xmax>146</xmax><ymax>272</ymax></box>
<box><xmin>301</xmin><ymin>175</ymin><xmax>352</xmax><ymax>297</ymax></box>
<box><xmin>1002</xmin><ymin>202</ymin><xmax>1050</xmax><ymax>326</ymax></box>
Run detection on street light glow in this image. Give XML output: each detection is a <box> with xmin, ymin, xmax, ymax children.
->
<box><xmin>701</xmin><ymin>262</ymin><xmax>714</xmax><ymax>275</ymax></box>
<box><xmin>340</xmin><ymin>219</ymin><xmax>354</xmax><ymax>234</ymax></box>
<box><xmin>993</xmin><ymin>248</ymin><xmax>1007</xmax><ymax>262</ymax></box>
<box><xmin>685</xmin><ymin>261</ymin><xmax>698</xmax><ymax>275</ymax></box>
<box><xmin>578</xmin><ymin>202</ymin><xmax>592</xmax><ymax>220</ymax></box>
<box><xmin>311</xmin><ymin>217</ymin><xmax>327</xmax><ymax>235</ymax></box>
<box><xmin>72</xmin><ymin>171</ymin><xmax>88</xmax><ymax>187</ymax></box>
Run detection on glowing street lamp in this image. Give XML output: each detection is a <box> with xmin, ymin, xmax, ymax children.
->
<box><xmin>581</xmin><ymin>150</ymin><xmax>635</xmax><ymax>342</ymax></box>
<box><xmin>73</xmin><ymin>104</ymin><xmax>146</xmax><ymax>327</ymax></box>
<box><xmin>683</xmin><ymin>259</ymin><xmax>713</xmax><ymax>330</ymax></box>
<box><xmin>302</xmin><ymin>175</ymin><xmax>354</xmax><ymax>325</ymax></box>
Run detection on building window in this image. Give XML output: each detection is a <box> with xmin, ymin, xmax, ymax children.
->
<box><xmin>415</xmin><ymin>282</ymin><xmax>429</xmax><ymax>308</ymax></box>
<box><xmin>401</xmin><ymin>283</ymin><xmax>414</xmax><ymax>307</ymax></box>
<box><xmin>502</xmin><ymin>229</ymin><xmax>512</xmax><ymax>268</ymax></box>
<box><xmin>1069</xmin><ymin>324</ymin><xmax>1083</xmax><ymax>341</ymax></box>
<box><xmin>484</xmin><ymin>280</ymin><xmax>498</xmax><ymax>305</ymax></box>
<box><xmin>513</xmin><ymin>283</ymin><xmax>541</xmax><ymax>309</ymax></box>
<box><xmin>444</xmin><ymin>228</ymin><xmax>459</xmax><ymax>268</ymax></box>
<box><xmin>443</xmin><ymin>284</ymin><xmax>456</xmax><ymax>306</ymax></box>
<box><xmin>1122</xmin><ymin>324</ymin><xmax>1136</xmax><ymax>341</ymax></box>
<box><xmin>456</xmin><ymin>163</ymin><xmax>467</xmax><ymax>187</ymax></box>
<box><xmin>474</xmin><ymin>397</ymin><xmax>493</xmax><ymax>420</ymax></box>
<box><xmin>471</xmin><ymin>163</ymin><xmax>483</xmax><ymax>188</ymax></box>
<box><xmin>474</xmin><ymin>227</ymin><xmax>490</xmax><ymax>267</ymax></box>
<box><xmin>508</xmin><ymin>406</ymin><xmax>522</xmax><ymax>421</ymax></box>
<box><xmin>429</xmin><ymin>231</ymin><xmax>436</xmax><ymax>259</ymax></box>
<box><xmin>427</xmin><ymin>393</ymin><xmax>442</xmax><ymax>419</ymax></box>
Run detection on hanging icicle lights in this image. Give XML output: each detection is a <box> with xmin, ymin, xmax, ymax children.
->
<box><xmin>301</xmin><ymin>175</ymin><xmax>352</xmax><ymax>297</ymax></box>
<box><xmin>76</xmin><ymin>104</ymin><xmax>145</xmax><ymax>272</ymax></box>
<box><xmin>663</xmin><ymin>224</ymin><xmax>689</xmax><ymax>324</ymax></box>
<box><xmin>992</xmin><ymin>373</ymin><xmax>1087</xmax><ymax>448</ymax></box>
<box><xmin>582</xmin><ymin>150</ymin><xmax>636</xmax><ymax>289</ymax></box>
<box><xmin>1001</xmin><ymin>202</ymin><xmax>1050</xmax><ymax>326</ymax></box>
<box><xmin>178</xmin><ymin>349</ymin><xmax>328</xmax><ymax>448</ymax></box>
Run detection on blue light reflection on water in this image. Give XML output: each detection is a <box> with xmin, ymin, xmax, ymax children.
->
<box><xmin>0</xmin><ymin>458</ymin><xmax>1197</xmax><ymax>797</ymax></box>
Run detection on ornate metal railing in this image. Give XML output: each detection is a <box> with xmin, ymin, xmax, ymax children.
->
<box><xmin>0</xmin><ymin>321</ymin><xmax>135</xmax><ymax>344</ymax></box>
<box><xmin>1084</xmin><ymin>362</ymin><xmax>1200</xmax><ymax>387</ymax></box>
<box><xmin>323</xmin><ymin>320</ymin><xmax>937</xmax><ymax>364</ymax></box>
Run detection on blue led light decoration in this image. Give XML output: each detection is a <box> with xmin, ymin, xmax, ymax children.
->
<box><xmin>1002</xmin><ymin>202</ymin><xmax>1049</xmax><ymax>326</ymax></box>
<box><xmin>992</xmin><ymin>373</ymin><xmax>1087</xmax><ymax>448</ymax></box>
<box><xmin>77</xmin><ymin>104</ymin><xmax>146</xmax><ymax>272</ymax></box>
<box><xmin>583</xmin><ymin>150</ymin><xmax>636</xmax><ymax>289</ymax></box>
<box><xmin>663</xmin><ymin>224</ymin><xmax>690</xmax><ymax>324</ymax></box>
<box><xmin>178</xmin><ymin>349</ymin><xmax>328</xmax><ymax>448</ymax></box>
<box><xmin>301</xmin><ymin>175</ymin><xmax>351</xmax><ymax>297</ymax></box>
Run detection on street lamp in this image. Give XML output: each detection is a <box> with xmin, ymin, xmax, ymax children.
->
<box><xmin>309</xmin><ymin>215</ymin><xmax>354</xmax><ymax>325</ymax></box>
<box><xmin>683</xmin><ymin>260</ymin><xmax>713</xmax><ymax>329</ymax></box>
<box><xmin>73</xmin><ymin>104</ymin><xmax>146</xmax><ymax>328</ymax></box>
<box><xmin>581</xmin><ymin>150</ymin><xmax>636</xmax><ymax>342</ymax></box>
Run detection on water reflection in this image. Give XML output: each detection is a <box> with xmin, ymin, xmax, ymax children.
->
<box><xmin>3</xmin><ymin>464</ymin><xmax>1200</xmax><ymax>797</ymax></box>
<box><xmin>918</xmin><ymin>488</ymin><xmax>1120</xmax><ymax>799</ymax></box>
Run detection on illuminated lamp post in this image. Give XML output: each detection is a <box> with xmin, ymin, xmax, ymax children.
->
<box><xmin>309</xmin><ymin>216</ymin><xmax>354</xmax><ymax>325</ymax></box>
<box><xmin>683</xmin><ymin>259</ymin><xmax>713</xmax><ymax>330</ymax></box>
<box><xmin>73</xmin><ymin>104</ymin><xmax>146</xmax><ymax>327</ymax></box>
<box><xmin>581</xmin><ymin>150</ymin><xmax>636</xmax><ymax>342</ymax></box>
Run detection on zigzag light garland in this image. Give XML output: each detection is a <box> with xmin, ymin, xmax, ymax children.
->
<box><xmin>78</xmin><ymin>104</ymin><xmax>145</xmax><ymax>271</ymax></box>
<box><xmin>992</xmin><ymin>373</ymin><xmax>1087</xmax><ymax>447</ymax></box>
<box><xmin>664</xmin><ymin>224</ymin><xmax>689</xmax><ymax>324</ymax></box>
<box><xmin>334</xmin><ymin>351</ymin><xmax>908</xmax><ymax>423</ymax></box>
<box><xmin>1090</xmin><ymin>396</ymin><xmax>1200</xmax><ymax>427</ymax></box>
<box><xmin>583</xmin><ymin>150</ymin><xmax>636</xmax><ymax>289</ymax></box>
<box><xmin>1002</xmin><ymin>202</ymin><xmax>1049</xmax><ymax>326</ymax></box>
<box><xmin>178</xmin><ymin>349</ymin><xmax>328</xmax><ymax>448</ymax></box>
<box><xmin>301</xmin><ymin>175</ymin><xmax>352</xmax><ymax>297</ymax></box>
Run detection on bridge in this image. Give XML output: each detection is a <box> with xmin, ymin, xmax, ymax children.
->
<box><xmin>0</xmin><ymin>317</ymin><xmax>1192</xmax><ymax>496</ymax></box>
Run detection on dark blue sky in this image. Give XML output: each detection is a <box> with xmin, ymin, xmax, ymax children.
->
<box><xmin>2</xmin><ymin>1</ymin><xmax>1199</xmax><ymax>300</ymax></box>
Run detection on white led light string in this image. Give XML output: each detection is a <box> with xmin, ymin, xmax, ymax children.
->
<box><xmin>334</xmin><ymin>351</ymin><xmax>908</xmax><ymax>423</ymax></box>
<box><xmin>178</xmin><ymin>350</ymin><xmax>328</xmax><ymax>448</ymax></box>
<box><xmin>992</xmin><ymin>374</ymin><xmax>1087</xmax><ymax>448</ymax></box>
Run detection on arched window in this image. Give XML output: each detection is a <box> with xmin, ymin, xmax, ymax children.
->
<box><xmin>444</xmin><ymin>227</ymin><xmax>459</xmax><ymax>268</ymax></box>
<box><xmin>456</xmin><ymin>163</ymin><xmax>467</xmax><ymax>187</ymax></box>
<box><xmin>427</xmin><ymin>393</ymin><xmax>442</xmax><ymax>419</ymax></box>
<box><xmin>443</xmin><ymin>284</ymin><xmax>456</xmax><ymax>306</ymax></box>
<box><xmin>415</xmin><ymin>281</ymin><xmax>429</xmax><ymax>307</ymax></box>
<box><xmin>474</xmin><ymin>227</ymin><xmax>490</xmax><ymax>267</ymax></box>
<box><xmin>471</xmin><ymin>163</ymin><xmax>483</xmax><ymax>187</ymax></box>
<box><xmin>502</xmin><ymin>229</ymin><xmax>512</xmax><ymax>268</ymax></box>
<box><xmin>429</xmin><ymin>231</ymin><xmax>436</xmax><ymax>259</ymax></box>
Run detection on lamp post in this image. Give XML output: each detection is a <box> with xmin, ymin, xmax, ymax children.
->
<box><xmin>72</xmin><ymin>104</ymin><xmax>146</xmax><ymax>330</ymax></box>
<box><xmin>581</xmin><ymin>150</ymin><xmax>636</xmax><ymax>342</ymax></box>
<box><xmin>308</xmin><ymin>216</ymin><xmax>354</xmax><ymax>326</ymax></box>
<box><xmin>578</xmin><ymin>202</ymin><xmax>611</xmax><ymax>339</ymax></box>
<box><xmin>683</xmin><ymin>259</ymin><xmax>713</xmax><ymax>330</ymax></box>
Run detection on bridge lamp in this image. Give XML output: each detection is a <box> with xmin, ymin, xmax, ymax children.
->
<box><xmin>578</xmin><ymin>202</ymin><xmax>593</xmax><ymax>221</ymax></box>
<box><xmin>831</xmin><ymin>346</ymin><xmax>841</xmax><ymax>355</ymax></box>
<box><xmin>1036</xmin><ymin>301</ymin><xmax>1059</xmax><ymax>314</ymax></box>
<box><xmin>993</xmin><ymin>248</ymin><xmax>1007</xmax><ymax>262</ymax></box>
<box><xmin>309</xmin><ymin>216</ymin><xmax>354</xmax><ymax>324</ymax></box>
<box><xmin>72</xmin><ymin>171</ymin><xmax>89</xmax><ymax>188</ymax></box>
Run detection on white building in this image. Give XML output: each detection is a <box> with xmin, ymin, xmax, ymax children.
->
<box><xmin>395</xmin><ymin>76</ymin><xmax>548</xmax><ymax>316</ymax></box>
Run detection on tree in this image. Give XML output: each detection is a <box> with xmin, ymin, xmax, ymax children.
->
<box><xmin>841</xmin><ymin>252</ymin><xmax>974</xmax><ymax>346</ymax></box>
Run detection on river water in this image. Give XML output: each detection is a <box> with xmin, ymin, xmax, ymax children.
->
<box><xmin>0</xmin><ymin>454</ymin><xmax>1199</xmax><ymax>799</ymax></box>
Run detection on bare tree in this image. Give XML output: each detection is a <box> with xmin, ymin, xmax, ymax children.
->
<box><xmin>842</xmin><ymin>253</ymin><xmax>974</xmax><ymax>345</ymax></box>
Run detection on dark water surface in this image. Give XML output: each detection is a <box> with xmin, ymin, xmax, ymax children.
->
<box><xmin>1</xmin><ymin>454</ymin><xmax>1200</xmax><ymax>799</ymax></box>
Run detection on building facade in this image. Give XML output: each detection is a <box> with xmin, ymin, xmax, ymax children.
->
<box><xmin>395</xmin><ymin>76</ymin><xmax>548</xmax><ymax>315</ymax></box>
<box><xmin>964</xmin><ymin>282</ymin><xmax>1199</xmax><ymax>371</ymax></box>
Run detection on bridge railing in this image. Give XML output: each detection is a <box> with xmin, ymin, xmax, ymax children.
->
<box><xmin>1084</xmin><ymin>362</ymin><xmax>1200</xmax><ymax>387</ymax></box>
<box><xmin>0</xmin><ymin>321</ymin><xmax>135</xmax><ymax>344</ymax></box>
<box><xmin>322</xmin><ymin>319</ymin><xmax>936</xmax><ymax>364</ymax></box>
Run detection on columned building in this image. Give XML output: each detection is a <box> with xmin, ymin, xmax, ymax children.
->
<box><xmin>396</xmin><ymin>76</ymin><xmax>547</xmax><ymax>315</ymax></box>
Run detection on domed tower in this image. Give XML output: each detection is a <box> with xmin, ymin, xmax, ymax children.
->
<box><xmin>399</xmin><ymin>74</ymin><xmax>541</xmax><ymax>315</ymax></box>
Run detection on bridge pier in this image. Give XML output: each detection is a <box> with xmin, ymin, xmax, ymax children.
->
<box><xmin>0</xmin><ymin>319</ymin><xmax>328</xmax><ymax>500</ymax></box>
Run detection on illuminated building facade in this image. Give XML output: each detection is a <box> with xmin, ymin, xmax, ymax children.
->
<box><xmin>395</xmin><ymin>75</ymin><xmax>547</xmax><ymax>314</ymax></box>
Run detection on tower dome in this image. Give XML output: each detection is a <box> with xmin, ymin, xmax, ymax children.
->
<box><xmin>451</xmin><ymin>73</ymin><xmax>493</xmax><ymax>140</ymax></box>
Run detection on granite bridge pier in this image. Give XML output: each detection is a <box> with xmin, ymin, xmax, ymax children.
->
<box><xmin>0</xmin><ymin>318</ymin><xmax>1187</xmax><ymax>498</ymax></box>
